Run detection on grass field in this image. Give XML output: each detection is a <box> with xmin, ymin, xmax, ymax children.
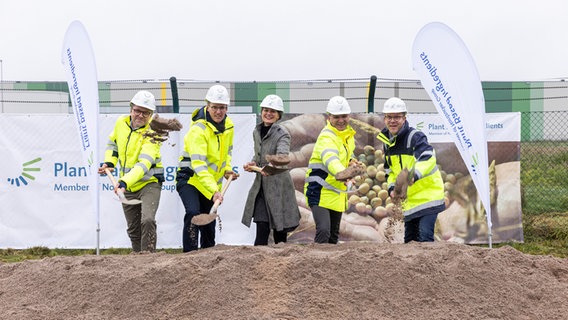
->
<box><xmin>515</xmin><ymin>141</ymin><xmax>568</xmax><ymax>258</ymax></box>
<box><xmin>1</xmin><ymin>240</ymin><xmax>566</xmax><ymax>264</ymax></box>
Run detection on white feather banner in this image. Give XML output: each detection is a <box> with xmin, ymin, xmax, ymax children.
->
<box><xmin>61</xmin><ymin>21</ymin><xmax>101</xmax><ymax>247</ymax></box>
<box><xmin>412</xmin><ymin>22</ymin><xmax>493</xmax><ymax>245</ymax></box>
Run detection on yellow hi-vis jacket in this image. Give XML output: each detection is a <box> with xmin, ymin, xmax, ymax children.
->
<box><xmin>377</xmin><ymin>121</ymin><xmax>445</xmax><ymax>219</ymax></box>
<box><xmin>178</xmin><ymin>106</ymin><xmax>234</xmax><ymax>200</ymax></box>
<box><xmin>304</xmin><ymin>121</ymin><xmax>356</xmax><ymax>212</ymax></box>
<box><xmin>104</xmin><ymin>115</ymin><xmax>163</xmax><ymax>192</ymax></box>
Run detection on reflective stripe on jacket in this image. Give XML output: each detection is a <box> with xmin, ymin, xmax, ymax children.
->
<box><xmin>104</xmin><ymin>115</ymin><xmax>163</xmax><ymax>192</ymax></box>
<box><xmin>304</xmin><ymin>121</ymin><xmax>356</xmax><ymax>212</ymax></box>
<box><xmin>178</xmin><ymin>106</ymin><xmax>234</xmax><ymax>200</ymax></box>
<box><xmin>377</xmin><ymin>121</ymin><xmax>445</xmax><ymax>218</ymax></box>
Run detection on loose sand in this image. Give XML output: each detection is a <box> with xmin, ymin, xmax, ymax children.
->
<box><xmin>1</xmin><ymin>242</ymin><xmax>567</xmax><ymax>319</ymax></box>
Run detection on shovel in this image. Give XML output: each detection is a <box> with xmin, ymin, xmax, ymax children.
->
<box><xmin>191</xmin><ymin>175</ymin><xmax>234</xmax><ymax>226</ymax></box>
<box><xmin>248</xmin><ymin>164</ymin><xmax>288</xmax><ymax>176</ymax></box>
<box><xmin>265</xmin><ymin>154</ymin><xmax>290</xmax><ymax>167</ymax></box>
<box><xmin>407</xmin><ymin>164</ymin><xmax>416</xmax><ymax>184</ymax></box>
<box><xmin>345</xmin><ymin>180</ymin><xmax>359</xmax><ymax>196</ymax></box>
<box><xmin>105</xmin><ymin>168</ymin><xmax>142</xmax><ymax>205</ymax></box>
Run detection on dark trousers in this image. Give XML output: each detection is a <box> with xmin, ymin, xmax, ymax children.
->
<box><xmin>177</xmin><ymin>182</ymin><xmax>216</xmax><ymax>252</ymax></box>
<box><xmin>254</xmin><ymin>221</ymin><xmax>288</xmax><ymax>246</ymax></box>
<box><xmin>311</xmin><ymin>205</ymin><xmax>342</xmax><ymax>244</ymax></box>
<box><xmin>404</xmin><ymin>213</ymin><xmax>439</xmax><ymax>243</ymax></box>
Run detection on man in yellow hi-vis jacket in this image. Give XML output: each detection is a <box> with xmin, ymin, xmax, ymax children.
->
<box><xmin>304</xmin><ymin>96</ymin><xmax>359</xmax><ymax>244</ymax></box>
<box><xmin>377</xmin><ymin>97</ymin><xmax>445</xmax><ymax>243</ymax></box>
<box><xmin>98</xmin><ymin>90</ymin><xmax>164</xmax><ymax>252</ymax></box>
<box><xmin>176</xmin><ymin>85</ymin><xmax>239</xmax><ymax>252</ymax></box>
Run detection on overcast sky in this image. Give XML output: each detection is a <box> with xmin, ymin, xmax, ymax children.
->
<box><xmin>1</xmin><ymin>0</ymin><xmax>567</xmax><ymax>82</ymax></box>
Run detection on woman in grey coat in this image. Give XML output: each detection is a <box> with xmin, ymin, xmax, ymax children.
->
<box><xmin>242</xmin><ymin>94</ymin><xmax>300</xmax><ymax>245</ymax></box>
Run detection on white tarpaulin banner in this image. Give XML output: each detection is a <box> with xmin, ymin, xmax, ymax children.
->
<box><xmin>412</xmin><ymin>22</ymin><xmax>493</xmax><ymax>244</ymax></box>
<box><xmin>0</xmin><ymin>114</ymin><xmax>256</xmax><ymax>249</ymax></box>
<box><xmin>0</xmin><ymin>113</ymin><xmax>519</xmax><ymax>248</ymax></box>
<box><xmin>406</xmin><ymin>113</ymin><xmax>521</xmax><ymax>143</ymax></box>
<box><xmin>61</xmin><ymin>21</ymin><xmax>101</xmax><ymax>228</ymax></box>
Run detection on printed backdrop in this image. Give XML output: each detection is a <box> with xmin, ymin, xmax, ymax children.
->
<box><xmin>0</xmin><ymin>114</ymin><xmax>257</xmax><ymax>249</ymax></box>
<box><xmin>0</xmin><ymin>112</ymin><xmax>521</xmax><ymax>248</ymax></box>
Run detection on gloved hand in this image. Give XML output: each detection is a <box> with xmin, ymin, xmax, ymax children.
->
<box><xmin>118</xmin><ymin>181</ymin><xmax>127</xmax><ymax>190</ymax></box>
<box><xmin>335</xmin><ymin>163</ymin><xmax>366</xmax><ymax>181</ymax></box>
<box><xmin>393</xmin><ymin>167</ymin><xmax>414</xmax><ymax>200</ymax></box>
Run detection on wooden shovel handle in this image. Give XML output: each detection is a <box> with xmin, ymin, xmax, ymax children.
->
<box><xmin>210</xmin><ymin>174</ymin><xmax>234</xmax><ymax>214</ymax></box>
<box><xmin>248</xmin><ymin>165</ymin><xmax>263</xmax><ymax>173</ymax></box>
<box><xmin>105</xmin><ymin>168</ymin><xmax>129</xmax><ymax>203</ymax></box>
<box><xmin>220</xmin><ymin>174</ymin><xmax>234</xmax><ymax>196</ymax></box>
<box><xmin>105</xmin><ymin>167</ymin><xmax>117</xmax><ymax>184</ymax></box>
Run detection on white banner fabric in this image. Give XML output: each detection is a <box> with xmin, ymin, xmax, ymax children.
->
<box><xmin>61</xmin><ymin>21</ymin><xmax>101</xmax><ymax>226</ymax></box>
<box><xmin>0</xmin><ymin>114</ymin><xmax>256</xmax><ymax>249</ymax></box>
<box><xmin>412</xmin><ymin>22</ymin><xmax>493</xmax><ymax>239</ymax></box>
<box><xmin>406</xmin><ymin>112</ymin><xmax>521</xmax><ymax>143</ymax></box>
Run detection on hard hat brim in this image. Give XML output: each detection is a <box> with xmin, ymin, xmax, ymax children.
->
<box><xmin>327</xmin><ymin>111</ymin><xmax>351</xmax><ymax>115</ymax></box>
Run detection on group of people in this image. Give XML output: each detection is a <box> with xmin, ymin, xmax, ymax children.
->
<box><xmin>98</xmin><ymin>85</ymin><xmax>446</xmax><ymax>253</ymax></box>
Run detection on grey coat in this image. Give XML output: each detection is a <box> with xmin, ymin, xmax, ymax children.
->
<box><xmin>241</xmin><ymin>122</ymin><xmax>300</xmax><ymax>231</ymax></box>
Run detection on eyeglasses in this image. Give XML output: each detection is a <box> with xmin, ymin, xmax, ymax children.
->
<box><xmin>384</xmin><ymin>115</ymin><xmax>404</xmax><ymax>121</ymax></box>
<box><xmin>209</xmin><ymin>105</ymin><xmax>227</xmax><ymax>111</ymax></box>
<box><xmin>131</xmin><ymin>107</ymin><xmax>153</xmax><ymax>117</ymax></box>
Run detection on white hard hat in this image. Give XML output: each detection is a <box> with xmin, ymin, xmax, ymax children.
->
<box><xmin>382</xmin><ymin>97</ymin><xmax>407</xmax><ymax>113</ymax></box>
<box><xmin>130</xmin><ymin>90</ymin><xmax>156</xmax><ymax>111</ymax></box>
<box><xmin>205</xmin><ymin>85</ymin><xmax>230</xmax><ymax>105</ymax></box>
<box><xmin>326</xmin><ymin>96</ymin><xmax>351</xmax><ymax>115</ymax></box>
<box><xmin>260</xmin><ymin>94</ymin><xmax>284</xmax><ymax>112</ymax></box>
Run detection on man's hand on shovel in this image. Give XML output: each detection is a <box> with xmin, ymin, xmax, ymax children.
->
<box><xmin>224</xmin><ymin>169</ymin><xmax>239</xmax><ymax>181</ymax></box>
<box><xmin>392</xmin><ymin>165</ymin><xmax>415</xmax><ymax>201</ymax></box>
<box><xmin>191</xmin><ymin>175</ymin><xmax>234</xmax><ymax>227</ymax></box>
<box><xmin>103</xmin><ymin>167</ymin><xmax>142</xmax><ymax>205</ymax></box>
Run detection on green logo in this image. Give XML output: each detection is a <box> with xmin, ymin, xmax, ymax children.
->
<box><xmin>7</xmin><ymin>157</ymin><xmax>42</xmax><ymax>187</ymax></box>
<box><xmin>470</xmin><ymin>153</ymin><xmax>479</xmax><ymax>175</ymax></box>
<box><xmin>88</xmin><ymin>150</ymin><xmax>94</xmax><ymax>166</ymax></box>
<box><xmin>416</xmin><ymin>121</ymin><xmax>424</xmax><ymax>131</ymax></box>
<box><xmin>472</xmin><ymin>153</ymin><xmax>479</xmax><ymax>166</ymax></box>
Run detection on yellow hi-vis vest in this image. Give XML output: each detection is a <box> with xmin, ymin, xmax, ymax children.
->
<box><xmin>104</xmin><ymin>115</ymin><xmax>163</xmax><ymax>192</ymax></box>
<box><xmin>304</xmin><ymin>121</ymin><xmax>356</xmax><ymax>212</ymax></box>
<box><xmin>178</xmin><ymin>107</ymin><xmax>234</xmax><ymax>200</ymax></box>
<box><xmin>377</xmin><ymin>123</ymin><xmax>445</xmax><ymax>218</ymax></box>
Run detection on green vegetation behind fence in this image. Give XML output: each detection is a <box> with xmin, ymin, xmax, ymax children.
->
<box><xmin>520</xmin><ymin>111</ymin><xmax>568</xmax><ymax>251</ymax></box>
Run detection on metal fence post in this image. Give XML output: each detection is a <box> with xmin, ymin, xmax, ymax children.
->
<box><xmin>367</xmin><ymin>75</ymin><xmax>377</xmax><ymax>113</ymax></box>
<box><xmin>170</xmin><ymin>76</ymin><xmax>179</xmax><ymax>113</ymax></box>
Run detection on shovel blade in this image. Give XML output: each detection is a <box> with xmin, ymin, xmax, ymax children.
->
<box><xmin>117</xmin><ymin>191</ymin><xmax>142</xmax><ymax>205</ymax></box>
<box><xmin>121</xmin><ymin>199</ymin><xmax>143</xmax><ymax>205</ymax></box>
<box><xmin>265</xmin><ymin>154</ymin><xmax>290</xmax><ymax>166</ymax></box>
<box><xmin>191</xmin><ymin>213</ymin><xmax>218</xmax><ymax>226</ymax></box>
<box><xmin>262</xmin><ymin>165</ymin><xmax>288</xmax><ymax>175</ymax></box>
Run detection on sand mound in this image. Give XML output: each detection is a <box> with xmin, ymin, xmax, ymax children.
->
<box><xmin>1</xmin><ymin>242</ymin><xmax>567</xmax><ymax>319</ymax></box>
